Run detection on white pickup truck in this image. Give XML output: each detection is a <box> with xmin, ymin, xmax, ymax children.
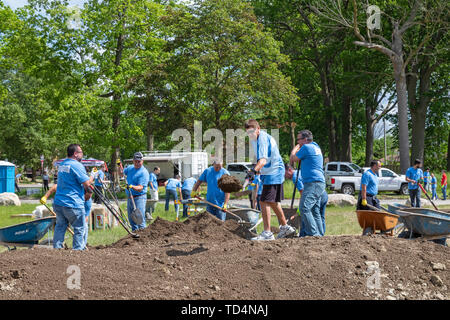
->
<box><xmin>327</xmin><ymin>167</ymin><xmax>409</xmax><ymax>195</ymax></box>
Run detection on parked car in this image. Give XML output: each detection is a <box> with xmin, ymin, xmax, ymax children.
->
<box><xmin>226</xmin><ymin>162</ymin><xmax>254</xmax><ymax>183</ymax></box>
<box><xmin>328</xmin><ymin>167</ymin><xmax>409</xmax><ymax>195</ymax></box>
<box><xmin>324</xmin><ymin>162</ymin><xmax>362</xmax><ymax>183</ymax></box>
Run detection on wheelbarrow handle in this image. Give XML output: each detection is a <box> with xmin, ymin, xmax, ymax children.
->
<box><xmin>194</xmin><ymin>196</ymin><xmax>244</xmax><ymax>223</ymax></box>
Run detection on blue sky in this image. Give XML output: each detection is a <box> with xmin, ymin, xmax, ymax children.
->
<box><xmin>3</xmin><ymin>0</ymin><xmax>87</xmax><ymax>10</ymax></box>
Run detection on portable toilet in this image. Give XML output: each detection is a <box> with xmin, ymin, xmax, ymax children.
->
<box><xmin>0</xmin><ymin>161</ymin><xmax>16</xmax><ymax>193</ymax></box>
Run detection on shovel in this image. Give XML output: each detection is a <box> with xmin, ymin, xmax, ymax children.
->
<box><xmin>418</xmin><ymin>182</ymin><xmax>439</xmax><ymax>211</ymax></box>
<box><xmin>194</xmin><ymin>195</ymin><xmax>249</xmax><ymax>226</ymax></box>
<box><xmin>126</xmin><ymin>186</ymin><xmax>144</xmax><ymax>225</ymax></box>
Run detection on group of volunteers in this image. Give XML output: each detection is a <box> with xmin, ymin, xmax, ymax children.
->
<box><xmin>39</xmin><ymin>119</ymin><xmax>449</xmax><ymax>250</ymax></box>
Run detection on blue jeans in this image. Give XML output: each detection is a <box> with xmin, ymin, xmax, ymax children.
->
<box><xmin>182</xmin><ymin>189</ymin><xmax>191</xmax><ymax>217</ymax></box>
<box><xmin>442</xmin><ymin>185</ymin><xmax>447</xmax><ymax>200</ymax></box>
<box><xmin>206</xmin><ymin>205</ymin><xmax>226</xmax><ymax>221</ymax></box>
<box><xmin>409</xmin><ymin>188</ymin><xmax>421</xmax><ymax>207</ymax></box>
<box><xmin>300</xmin><ymin>189</ymin><xmax>328</xmax><ymax>237</ymax></box>
<box><xmin>53</xmin><ymin>204</ymin><xmax>86</xmax><ymax>250</ymax></box>
<box><xmin>432</xmin><ymin>188</ymin><xmax>437</xmax><ymax>200</ymax></box>
<box><xmin>299</xmin><ymin>182</ymin><xmax>325</xmax><ymax>237</ymax></box>
<box><xmin>128</xmin><ymin>195</ymin><xmax>147</xmax><ymax>231</ymax></box>
<box><xmin>165</xmin><ymin>189</ymin><xmax>179</xmax><ymax>213</ymax></box>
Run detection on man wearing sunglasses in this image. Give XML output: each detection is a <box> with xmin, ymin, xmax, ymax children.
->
<box><xmin>245</xmin><ymin>119</ymin><xmax>295</xmax><ymax>240</ymax></box>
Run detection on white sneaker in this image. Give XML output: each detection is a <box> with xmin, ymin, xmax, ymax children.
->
<box><xmin>276</xmin><ymin>224</ymin><xmax>296</xmax><ymax>239</ymax></box>
<box><xmin>251</xmin><ymin>230</ymin><xmax>275</xmax><ymax>241</ymax></box>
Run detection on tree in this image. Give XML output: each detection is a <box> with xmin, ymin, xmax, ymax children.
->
<box><xmin>310</xmin><ymin>0</ymin><xmax>447</xmax><ymax>173</ymax></box>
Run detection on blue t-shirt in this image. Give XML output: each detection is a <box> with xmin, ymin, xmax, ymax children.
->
<box><xmin>124</xmin><ymin>165</ymin><xmax>149</xmax><ymax>196</ymax></box>
<box><xmin>251</xmin><ymin>130</ymin><xmax>285</xmax><ymax>185</ymax></box>
<box><xmin>431</xmin><ymin>176</ymin><xmax>437</xmax><ymax>189</ymax></box>
<box><xmin>360</xmin><ymin>169</ymin><xmax>379</xmax><ymax>196</ymax></box>
<box><xmin>292</xmin><ymin>170</ymin><xmax>304</xmax><ymax>192</ymax></box>
<box><xmin>296</xmin><ymin>142</ymin><xmax>325</xmax><ymax>184</ymax></box>
<box><xmin>84</xmin><ymin>198</ymin><xmax>92</xmax><ymax>217</ymax></box>
<box><xmin>406</xmin><ymin>167</ymin><xmax>423</xmax><ymax>190</ymax></box>
<box><xmin>94</xmin><ymin>170</ymin><xmax>105</xmax><ymax>186</ymax></box>
<box><xmin>423</xmin><ymin>171</ymin><xmax>430</xmax><ymax>183</ymax></box>
<box><xmin>166</xmin><ymin>178</ymin><xmax>182</xmax><ymax>191</ymax></box>
<box><xmin>148</xmin><ymin>172</ymin><xmax>158</xmax><ymax>190</ymax></box>
<box><xmin>199</xmin><ymin>166</ymin><xmax>230</xmax><ymax>206</ymax></box>
<box><xmin>182</xmin><ymin>177</ymin><xmax>197</xmax><ymax>191</ymax></box>
<box><xmin>54</xmin><ymin>158</ymin><xmax>90</xmax><ymax>209</ymax></box>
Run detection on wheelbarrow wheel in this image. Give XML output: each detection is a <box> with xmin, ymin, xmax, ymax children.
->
<box><xmin>362</xmin><ymin>227</ymin><xmax>373</xmax><ymax>236</ymax></box>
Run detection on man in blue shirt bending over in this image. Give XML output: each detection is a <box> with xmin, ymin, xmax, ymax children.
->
<box><xmin>357</xmin><ymin>160</ymin><xmax>382</xmax><ymax>210</ymax></box>
<box><xmin>191</xmin><ymin>158</ymin><xmax>230</xmax><ymax>221</ymax></box>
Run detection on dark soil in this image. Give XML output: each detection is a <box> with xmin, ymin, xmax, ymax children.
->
<box><xmin>218</xmin><ymin>175</ymin><xmax>242</xmax><ymax>193</ymax></box>
<box><xmin>0</xmin><ymin>212</ymin><xmax>448</xmax><ymax>300</ymax></box>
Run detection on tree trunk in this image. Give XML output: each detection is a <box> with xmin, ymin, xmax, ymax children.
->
<box><xmin>319</xmin><ymin>63</ymin><xmax>338</xmax><ymax>161</ymax></box>
<box><xmin>391</xmin><ymin>26</ymin><xmax>410</xmax><ymax>173</ymax></box>
<box><xmin>146</xmin><ymin>111</ymin><xmax>154</xmax><ymax>151</ymax></box>
<box><xmin>447</xmin><ymin>130</ymin><xmax>450</xmax><ymax>171</ymax></box>
<box><xmin>341</xmin><ymin>93</ymin><xmax>352</xmax><ymax>162</ymax></box>
<box><xmin>364</xmin><ymin>98</ymin><xmax>375</xmax><ymax>166</ymax></box>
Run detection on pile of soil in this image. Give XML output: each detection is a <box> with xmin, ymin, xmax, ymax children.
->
<box><xmin>218</xmin><ymin>175</ymin><xmax>242</xmax><ymax>193</ymax></box>
<box><xmin>0</xmin><ymin>212</ymin><xmax>448</xmax><ymax>300</ymax></box>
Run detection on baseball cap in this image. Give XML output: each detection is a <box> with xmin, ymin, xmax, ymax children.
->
<box><xmin>133</xmin><ymin>152</ymin><xmax>143</xmax><ymax>160</ymax></box>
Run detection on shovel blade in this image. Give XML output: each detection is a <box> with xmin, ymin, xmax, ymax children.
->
<box><xmin>130</xmin><ymin>208</ymin><xmax>144</xmax><ymax>225</ymax></box>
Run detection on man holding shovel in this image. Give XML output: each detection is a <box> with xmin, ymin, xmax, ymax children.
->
<box><xmin>124</xmin><ymin>152</ymin><xmax>149</xmax><ymax>231</ymax></box>
<box><xmin>246</xmin><ymin>119</ymin><xmax>295</xmax><ymax>240</ymax></box>
<box><xmin>405</xmin><ymin>159</ymin><xmax>424</xmax><ymax>208</ymax></box>
<box><xmin>290</xmin><ymin>130</ymin><xmax>326</xmax><ymax>237</ymax></box>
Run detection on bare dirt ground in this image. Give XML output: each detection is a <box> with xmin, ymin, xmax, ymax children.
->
<box><xmin>0</xmin><ymin>212</ymin><xmax>448</xmax><ymax>300</ymax></box>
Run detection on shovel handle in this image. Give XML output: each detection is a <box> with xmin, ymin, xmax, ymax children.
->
<box><xmin>43</xmin><ymin>203</ymin><xmax>75</xmax><ymax>236</ymax></box>
<box><xmin>195</xmin><ymin>196</ymin><xmax>244</xmax><ymax>223</ymax></box>
<box><xmin>418</xmin><ymin>183</ymin><xmax>439</xmax><ymax>211</ymax></box>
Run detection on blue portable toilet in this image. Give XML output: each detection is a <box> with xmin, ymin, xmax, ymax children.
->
<box><xmin>0</xmin><ymin>161</ymin><xmax>16</xmax><ymax>193</ymax></box>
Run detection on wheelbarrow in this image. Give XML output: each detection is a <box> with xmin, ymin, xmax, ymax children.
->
<box><xmin>0</xmin><ymin>217</ymin><xmax>56</xmax><ymax>250</ymax></box>
<box><xmin>356</xmin><ymin>209</ymin><xmax>399</xmax><ymax>236</ymax></box>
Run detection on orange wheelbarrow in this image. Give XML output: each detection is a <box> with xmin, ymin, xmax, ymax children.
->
<box><xmin>356</xmin><ymin>210</ymin><xmax>399</xmax><ymax>236</ymax></box>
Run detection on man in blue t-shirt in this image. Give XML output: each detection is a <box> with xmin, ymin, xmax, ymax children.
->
<box><xmin>51</xmin><ymin>144</ymin><xmax>93</xmax><ymax>250</ymax></box>
<box><xmin>145</xmin><ymin>167</ymin><xmax>160</xmax><ymax>221</ymax></box>
<box><xmin>357</xmin><ymin>160</ymin><xmax>381</xmax><ymax>210</ymax></box>
<box><xmin>246</xmin><ymin>119</ymin><xmax>295</xmax><ymax>240</ymax></box>
<box><xmin>405</xmin><ymin>159</ymin><xmax>424</xmax><ymax>208</ymax></box>
<box><xmin>290</xmin><ymin>130</ymin><xmax>326</xmax><ymax>237</ymax></box>
<box><xmin>181</xmin><ymin>176</ymin><xmax>197</xmax><ymax>218</ymax></box>
<box><xmin>191</xmin><ymin>158</ymin><xmax>230</xmax><ymax>221</ymax></box>
<box><xmin>285</xmin><ymin>164</ymin><xmax>328</xmax><ymax>236</ymax></box>
<box><xmin>423</xmin><ymin>168</ymin><xmax>431</xmax><ymax>192</ymax></box>
<box><xmin>164</xmin><ymin>174</ymin><xmax>183</xmax><ymax>219</ymax></box>
<box><xmin>124</xmin><ymin>152</ymin><xmax>150</xmax><ymax>231</ymax></box>
<box><xmin>93</xmin><ymin>164</ymin><xmax>106</xmax><ymax>204</ymax></box>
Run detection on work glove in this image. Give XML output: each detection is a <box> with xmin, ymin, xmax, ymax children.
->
<box><xmin>174</xmin><ymin>199</ymin><xmax>181</xmax><ymax>205</ymax></box>
<box><xmin>361</xmin><ymin>199</ymin><xmax>368</xmax><ymax>207</ymax></box>
<box><xmin>40</xmin><ymin>196</ymin><xmax>47</xmax><ymax>205</ymax></box>
<box><xmin>222</xmin><ymin>203</ymin><xmax>228</xmax><ymax>211</ymax></box>
<box><xmin>190</xmin><ymin>190</ymin><xmax>198</xmax><ymax>198</ymax></box>
<box><xmin>127</xmin><ymin>184</ymin><xmax>134</xmax><ymax>190</ymax></box>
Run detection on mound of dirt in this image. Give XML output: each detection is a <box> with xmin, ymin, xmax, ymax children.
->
<box><xmin>218</xmin><ymin>175</ymin><xmax>242</xmax><ymax>193</ymax></box>
<box><xmin>0</xmin><ymin>212</ymin><xmax>448</xmax><ymax>300</ymax></box>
